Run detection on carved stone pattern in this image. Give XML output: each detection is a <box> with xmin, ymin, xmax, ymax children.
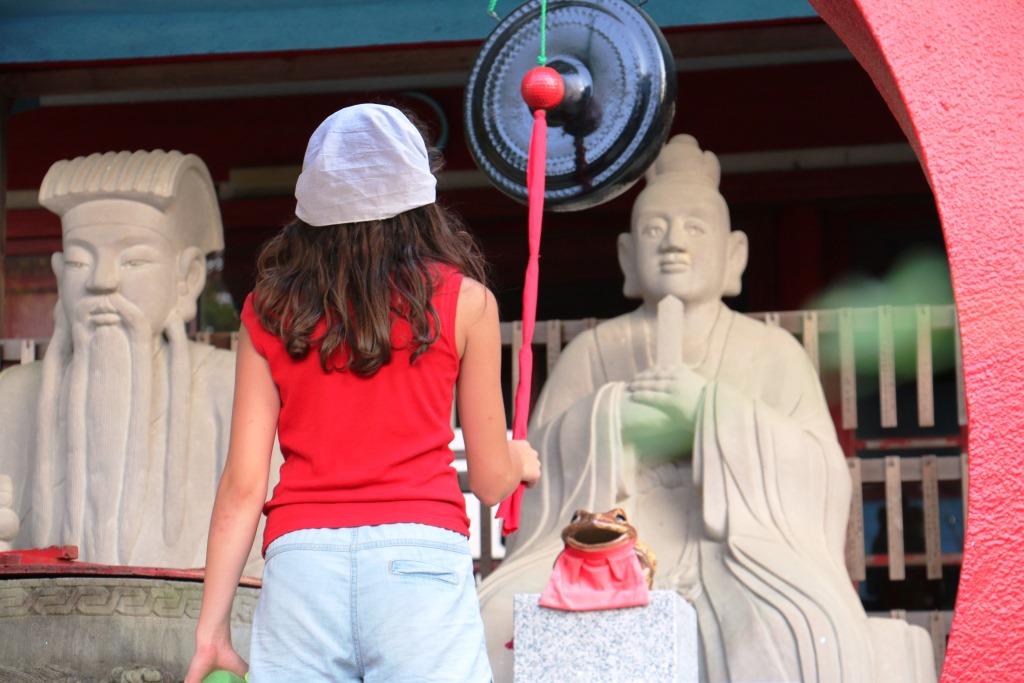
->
<box><xmin>0</xmin><ymin>581</ymin><xmax>256</xmax><ymax>623</ymax></box>
<box><xmin>0</xmin><ymin>664</ymin><xmax>174</xmax><ymax>682</ymax></box>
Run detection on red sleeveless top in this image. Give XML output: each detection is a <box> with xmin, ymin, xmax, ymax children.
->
<box><xmin>241</xmin><ymin>264</ymin><xmax>468</xmax><ymax>555</ymax></box>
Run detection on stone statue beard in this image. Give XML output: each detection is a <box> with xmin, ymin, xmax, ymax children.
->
<box><xmin>32</xmin><ymin>293</ymin><xmax>193</xmax><ymax>564</ymax></box>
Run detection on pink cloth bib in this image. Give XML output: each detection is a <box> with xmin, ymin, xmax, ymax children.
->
<box><xmin>538</xmin><ymin>540</ymin><xmax>650</xmax><ymax>611</ymax></box>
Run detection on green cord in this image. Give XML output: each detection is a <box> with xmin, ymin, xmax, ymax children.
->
<box><xmin>486</xmin><ymin>0</ymin><xmax>547</xmax><ymax>65</ymax></box>
<box><xmin>537</xmin><ymin>0</ymin><xmax>548</xmax><ymax>65</ymax></box>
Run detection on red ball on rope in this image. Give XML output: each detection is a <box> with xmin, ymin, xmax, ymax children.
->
<box><xmin>521</xmin><ymin>65</ymin><xmax>565</xmax><ymax>111</ymax></box>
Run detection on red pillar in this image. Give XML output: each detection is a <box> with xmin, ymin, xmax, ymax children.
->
<box><xmin>808</xmin><ymin>1</ymin><xmax>1024</xmax><ymax>680</ymax></box>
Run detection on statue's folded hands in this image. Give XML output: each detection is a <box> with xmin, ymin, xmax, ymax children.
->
<box><xmin>627</xmin><ymin>364</ymin><xmax>707</xmax><ymax>420</ymax></box>
<box><xmin>619</xmin><ymin>375</ymin><xmax>699</xmax><ymax>466</ymax></box>
<box><xmin>623</xmin><ymin>364</ymin><xmax>706</xmax><ymax>463</ymax></box>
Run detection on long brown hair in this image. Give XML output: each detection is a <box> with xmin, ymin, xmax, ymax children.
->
<box><xmin>251</xmin><ymin>121</ymin><xmax>487</xmax><ymax>376</ymax></box>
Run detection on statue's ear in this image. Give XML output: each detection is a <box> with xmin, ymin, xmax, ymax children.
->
<box><xmin>617</xmin><ymin>232</ymin><xmax>642</xmax><ymax>299</ymax></box>
<box><xmin>723</xmin><ymin>230</ymin><xmax>748</xmax><ymax>297</ymax></box>
<box><xmin>176</xmin><ymin>247</ymin><xmax>207</xmax><ymax>323</ymax></box>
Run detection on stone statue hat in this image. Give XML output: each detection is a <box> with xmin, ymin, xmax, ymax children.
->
<box><xmin>644</xmin><ymin>134</ymin><xmax>721</xmax><ymax>189</ymax></box>
<box><xmin>38</xmin><ymin>149</ymin><xmax>225</xmax><ymax>255</ymax></box>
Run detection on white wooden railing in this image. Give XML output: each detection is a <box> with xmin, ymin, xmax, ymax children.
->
<box><xmin>2</xmin><ymin>304</ymin><xmax>965</xmax><ymax>671</ymax></box>
<box><xmin>0</xmin><ymin>305</ymin><xmax>968</xmax><ymax>579</ymax></box>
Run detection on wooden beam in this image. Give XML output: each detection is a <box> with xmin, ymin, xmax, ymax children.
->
<box><xmin>839</xmin><ymin>307</ymin><xmax>858</xmax><ymax>430</ymax></box>
<box><xmin>510</xmin><ymin>320</ymin><xmax>522</xmax><ymax>422</ymax></box>
<box><xmin>885</xmin><ymin>455</ymin><xmax>906</xmax><ymax>581</ymax></box>
<box><xmin>0</xmin><ymin>45</ymin><xmax>479</xmax><ymax>99</ymax></box>
<box><xmin>922</xmin><ymin>454</ymin><xmax>943</xmax><ymax>580</ymax></box>
<box><xmin>546</xmin><ymin>319</ymin><xmax>562</xmax><ymax>376</ymax></box>
<box><xmin>0</xmin><ymin>22</ymin><xmax>843</xmax><ymax>99</ymax></box>
<box><xmin>802</xmin><ymin>309</ymin><xmax>820</xmax><ymax>375</ymax></box>
<box><xmin>663</xmin><ymin>21</ymin><xmax>843</xmax><ymax>59</ymax></box>
<box><xmin>845</xmin><ymin>457</ymin><xmax>866</xmax><ymax>582</ymax></box>
<box><xmin>917</xmin><ymin>305</ymin><xmax>936</xmax><ymax>427</ymax></box>
<box><xmin>878</xmin><ymin>305</ymin><xmax>898</xmax><ymax>428</ymax></box>
<box><xmin>858</xmin><ymin>454</ymin><xmax>967</xmax><ymax>483</ymax></box>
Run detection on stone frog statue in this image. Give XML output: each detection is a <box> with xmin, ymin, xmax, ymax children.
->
<box><xmin>562</xmin><ymin>508</ymin><xmax>657</xmax><ymax>588</ymax></box>
<box><xmin>538</xmin><ymin>507</ymin><xmax>657</xmax><ymax>611</ymax></box>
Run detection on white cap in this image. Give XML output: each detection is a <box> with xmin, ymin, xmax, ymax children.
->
<box><xmin>294</xmin><ymin>104</ymin><xmax>437</xmax><ymax>226</ymax></box>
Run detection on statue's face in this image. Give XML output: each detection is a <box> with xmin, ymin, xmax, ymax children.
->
<box><xmin>629</xmin><ymin>182</ymin><xmax>732</xmax><ymax>305</ymax></box>
<box><xmin>57</xmin><ymin>208</ymin><xmax>181</xmax><ymax>338</ymax></box>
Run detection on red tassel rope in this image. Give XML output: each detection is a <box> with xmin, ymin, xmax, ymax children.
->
<box><xmin>495</xmin><ymin>65</ymin><xmax>564</xmax><ymax>535</ymax></box>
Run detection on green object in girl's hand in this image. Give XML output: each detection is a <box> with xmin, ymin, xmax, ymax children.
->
<box><xmin>202</xmin><ymin>671</ymin><xmax>247</xmax><ymax>683</ymax></box>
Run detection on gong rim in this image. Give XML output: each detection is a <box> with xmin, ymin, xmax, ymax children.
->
<box><xmin>465</xmin><ymin>0</ymin><xmax>676</xmax><ymax>212</ymax></box>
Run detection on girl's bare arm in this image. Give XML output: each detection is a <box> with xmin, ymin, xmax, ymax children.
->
<box><xmin>455</xmin><ymin>278</ymin><xmax>539</xmax><ymax>506</ymax></box>
<box><xmin>186</xmin><ymin>328</ymin><xmax>279</xmax><ymax>681</ymax></box>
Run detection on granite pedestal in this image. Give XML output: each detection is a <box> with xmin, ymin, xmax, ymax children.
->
<box><xmin>513</xmin><ymin>591</ymin><xmax>698</xmax><ymax>682</ymax></box>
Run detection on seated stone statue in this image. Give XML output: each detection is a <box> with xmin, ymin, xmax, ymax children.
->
<box><xmin>479</xmin><ymin>135</ymin><xmax>936</xmax><ymax>682</ymax></box>
<box><xmin>0</xmin><ymin>150</ymin><xmax>272</xmax><ymax>574</ymax></box>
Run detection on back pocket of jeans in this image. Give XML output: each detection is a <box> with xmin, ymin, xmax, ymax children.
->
<box><xmin>389</xmin><ymin>559</ymin><xmax>460</xmax><ymax>586</ymax></box>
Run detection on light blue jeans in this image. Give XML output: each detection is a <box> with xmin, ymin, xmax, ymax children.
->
<box><xmin>249</xmin><ymin>524</ymin><xmax>492</xmax><ymax>682</ymax></box>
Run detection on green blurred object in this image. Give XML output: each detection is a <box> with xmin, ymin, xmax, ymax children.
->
<box><xmin>202</xmin><ymin>671</ymin><xmax>247</xmax><ymax>683</ymax></box>
<box><xmin>199</xmin><ymin>253</ymin><xmax>241</xmax><ymax>333</ymax></box>
<box><xmin>805</xmin><ymin>246</ymin><xmax>956</xmax><ymax>381</ymax></box>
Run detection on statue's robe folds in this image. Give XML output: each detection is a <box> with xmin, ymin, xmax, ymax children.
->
<box><xmin>0</xmin><ymin>343</ymin><xmax>271</xmax><ymax>576</ymax></box>
<box><xmin>479</xmin><ymin>304</ymin><xmax>935</xmax><ymax>683</ymax></box>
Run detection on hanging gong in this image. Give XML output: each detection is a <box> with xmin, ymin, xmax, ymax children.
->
<box><xmin>465</xmin><ymin>0</ymin><xmax>677</xmax><ymax>212</ymax></box>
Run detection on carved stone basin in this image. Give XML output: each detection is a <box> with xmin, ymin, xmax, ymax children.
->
<box><xmin>0</xmin><ymin>561</ymin><xmax>258</xmax><ymax>681</ymax></box>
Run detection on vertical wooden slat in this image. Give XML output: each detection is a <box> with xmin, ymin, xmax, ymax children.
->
<box><xmin>491</xmin><ymin>516</ymin><xmax>506</xmax><ymax>560</ymax></box>
<box><xmin>878</xmin><ymin>306</ymin><xmax>898</xmax><ymax>428</ymax></box>
<box><xmin>463</xmin><ymin>488</ymin><xmax>479</xmax><ymax>565</ymax></box>
<box><xmin>905</xmin><ymin>610</ymin><xmax>929</xmax><ymax>631</ymax></box>
<box><xmin>961</xmin><ymin>452</ymin><xmax>969</xmax><ymax>531</ymax></box>
<box><xmin>510</xmin><ymin>320</ymin><xmax>522</xmax><ymax>388</ymax></box>
<box><xmin>478</xmin><ymin>502</ymin><xmax>493</xmax><ymax>579</ymax></box>
<box><xmin>890</xmin><ymin>608</ymin><xmax>907</xmax><ymax>620</ymax></box>
<box><xmin>450</xmin><ymin>388</ymin><xmax>458</xmax><ymax>430</ymax></box>
<box><xmin>802</xmin><ymin>310</ymin><xmax>820</xmax><ymax>375</ymax></box>
<box><xmin>19</xmin><ymin>339</ymin><xmax>35</xmax><ymax>365</ymax></box>
<box><xmin>196</xmin><ymin>330</ymin><xmax>212</xmax><ymax>345</ymax></box>
<box><xmin>839</xmin><ymin>308</ymin><xmax>858</xmax><ymax>430</ymax></box>
<box><xmin>885</xmin><ymin>455</ymin><xmax>906</xmax><ymax>581</ymax></box>
<box><xmin>510</xmin><ymin>320</ymin><xmax>522</xmax><ymax>426</ymax></box>
<box><xmin>845</xmin><ymin>458</ymin><xmax>866</xmax><ymax>581</ymax></box>
<box><xmin>930</xmin><ymin>611</ymin><xmax>947</xmax><ymax>676</ymax></box>
<box><xmin>922</xmin><ymin>455</ymin><xmax>943</xmax><ymax>580</ymax></box>
<box><xmin>916</xmin><ymin>306</ymin><xmax>935</xmax><ymax>427</ymax></box>
<box><xmin>229</xmin><ymin>332</ymin><xmax>239</xmax><ymax>352</ymax></box>
<box><xmin>953</xmin><ymin>313</ymin><xmax>967</xmax><ymax>426</ymax></box>
<box><xmin>764</xmin><ymin>311</ymin><xmax>781</xmax><ymax>327</ymax></box>
<box><xmin>545</xmin><ymin>319</ymin><xmax>562</xmax><ymax>375</ymax></box>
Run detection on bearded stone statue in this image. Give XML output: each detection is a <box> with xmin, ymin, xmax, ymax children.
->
<box><xmin>479</xmin><ymin>135</ymin><xmax>936</xmax><ymax>683</ymax></box>
<box><xmin>0</xmin><ymin>150</ymin><xmax>269</xmax><ymax>574</ymax></box>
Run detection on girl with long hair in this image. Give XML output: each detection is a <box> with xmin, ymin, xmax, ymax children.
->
<box><xmin>185</xmin><ymin>104</ymin><xmax>540</xmax><ymax>681</ymax></box>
